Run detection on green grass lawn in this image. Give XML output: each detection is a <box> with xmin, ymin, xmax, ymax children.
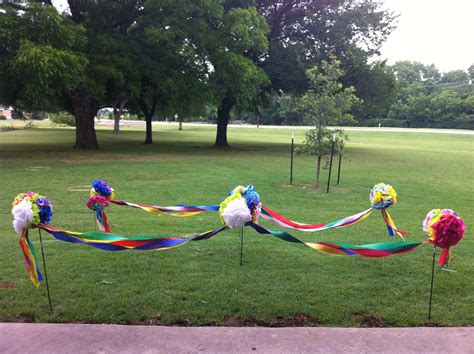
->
<box><xmin>0</xmin><ymin>123</ymin><xmax>473</xmax><ymax>326</ymax></box>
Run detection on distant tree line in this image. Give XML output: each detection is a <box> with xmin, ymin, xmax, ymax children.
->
<box><xmin>235</xmin><ymin>61</ymin><xmax>474</xmax><ymax>129</ymax></box>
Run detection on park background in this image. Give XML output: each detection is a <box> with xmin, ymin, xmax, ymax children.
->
<box><xmin>1</xmin><ymin>0</ymin><xmax>473</xmax><ymax>327</ymax></box>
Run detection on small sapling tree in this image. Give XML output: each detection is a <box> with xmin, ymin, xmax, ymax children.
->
<box><xmin>296</xmin><ymin>56</ymin><xmax>359</xmax><ymax>187</ymax></box>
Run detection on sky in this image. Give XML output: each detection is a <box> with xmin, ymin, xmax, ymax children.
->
<box><xmin>379</xmin><ymin>0</ymin><xmax>474</xmax><ymax>72</ymax></box>
<box><xmin>52</xmin><ymin>0</ymin><xmax>474</xmax><ymax>73</ymax></box>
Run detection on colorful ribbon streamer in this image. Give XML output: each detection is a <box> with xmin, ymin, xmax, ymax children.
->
<box><xmin>260</xmin><ymin>205</ymin><xmax>406</xmax><ymax>239</ymax></box>
<box><xmin>18</xmin><ymin>229</ymin><xmax>43</xmax><ymax>288</ymax></box>
<box><xmin>38</xmin><ymin>224</ymin><xmax>227</xmax><ymax>252</ymax></box>
<box><xmin>110</xmin><ymin>200</ymin><xmax>219</xmax><ymax>217</ymax></box>
<box><xmin>260</xmin><ymin>205</ymin><xmax>373</xmax><ymax>231</ymax></box>
<box><xmin>380</xmin><ymin>208</ymin><xmax>406</xmax><ymax>239</ymax></box>
<box><xmin>249</xmin><ymin>223</ymin><xmax>421</xmax><ymax>257</ymax></box>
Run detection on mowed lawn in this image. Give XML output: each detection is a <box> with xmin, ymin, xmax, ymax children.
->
<box><xmin>0</xmin><ymin>123</ymin><xmax>473</xmax><ymax>326</ymax></box>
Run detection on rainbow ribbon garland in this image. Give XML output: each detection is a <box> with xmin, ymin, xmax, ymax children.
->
<box><xmin>106</xmin><ymin>197</ymin><xmax>404</xmax><ymax>239</ymax></box>
<box><xmin>95</xmin><ymin>181</ymin><xmax>405</xmax><ymax>239</ymax></box>
<box><xmin>110</xmin><ymin>200</ymin><xmax>219</xmax><ymax>217</ymax></box>
<box><xmin>249</xmin><ymin>223</ymin><xmax>422</xmax><ymax>257</ymax></box>
<box><xmin>38</xmin><ymin>224</ymin><xmax>227</xmax><ymax>252</ymax></box>
<box><xmin>260</xmin><ymin>205</ymin><xmax>373</xmax><ymax>232</ymax></box>
<box><xmin>107</xmin><ymin>201</ymin><xmax>405</xmax><ymax>239</ymax></box>
<box><xmin>260</xmin><ymin>205</ymin><xmax>406</xmax><ymax>239</ymax></box>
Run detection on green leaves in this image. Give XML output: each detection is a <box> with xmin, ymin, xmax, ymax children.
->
<box><xmin>0</xmin><ymin>3</ymin><xmax>87</xmax><ymax>110</ymax></box>
<box><xmin>11</xmin><ymin>40</ymin><xmax>87</xmax><ymax>109</ymax></box>
<box><xmin>296</xmin><ymin>55</ymin><xmax>360</xmax><ymax>128</ymax></box>
<box><xmin>224</xmin><ymin>7</ymin><xmax>268</xmax><ymax>53</ymax></box>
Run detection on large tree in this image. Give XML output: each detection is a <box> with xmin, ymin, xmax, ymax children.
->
<box><xmin>210</xmin><ymin>0</ymin><xmax>396</xmax><ymax>147</ymax></box>
<box><xmin>130</xmin><ymin>0</ymin><xmax>213</xmax><ymax>144</ymax></box>
<box><xmin>0</xmin><ymin>3</ymin><xmax>87</xmax><ymax>132</ymax></box>
<box><xmin>206</xmin><ymin>3</ymin><xmax>269</xmax><ymax>147</ymax></box>
<box><xmin>346</xmin><ymin>60</ymin><xmax>398</xmax><ymax>121</ymax></box>
<box><xmin>0</xmin><ymin>1</ymin><xmax>142</xmax><ymax>149</ymax></box>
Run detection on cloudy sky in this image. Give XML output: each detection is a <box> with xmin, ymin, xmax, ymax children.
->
<box><xmin>380</xmin><ymin>0</ymin><xmax>474</xmax><ymax>72</ymax></box>
<box><xmin>52</xmin><ymin>0</ymin><xmax>474</xmax><ymax>72</ymax></box>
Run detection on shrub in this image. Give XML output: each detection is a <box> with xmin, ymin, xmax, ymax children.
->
<box><xmin>0</xmin><ymin>115</ymin><xmax>7</xmax><ymax>120</ymax></box>
<box><xmin>48</xmin><ymin>112</ymin><xmax>76</xmax><ymax>126</ymax></box>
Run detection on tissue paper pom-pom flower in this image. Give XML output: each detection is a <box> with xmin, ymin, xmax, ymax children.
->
<box><xmin>36</xmin><ymin>197</ymin><xmax>53</xmax><ymax>225</ymax></box>
<box><xmin>423</xmin><ymin>209</ymin><xmax>458</xmax><ymax>237</ymax></box>
<box><xmin>12</xmin><ymin>192</ymin><xmax>37</xmax><ymax>207</ymax></box>
<box><xmin>90</xmin><ymin>180</ymin><xmax>115</xmax><ymax>200</ymax></box>
<box><xmin>243</xmin><ymin>185</ymin><xmax>260</xmax><ymax>214</ymax></box>
<box><xmin>12</xmin><ymin>192</ymin><xmax>42</xmax><ymax>225</ymax></box>
<box><xmin>369</xmin><ymin>183</ymin><xmax>397</xmax><ymax>210</ymax></box>
<box><xmin>423</xmin><ymin>209</ymin><xmax>441</xmax><ymax>233</ymax></box>
<box><xmin>222</xmin><ymin>185</ymin><xmax>262</xmax><ymax>223</ymax></box>
<box><xmin>12</xmin><ymin>199</ymin><xmax>34</xmax><ymax>235</ymax></box>
<box><xmin>430</xmin><ymin>213</ymin><xmax>465</xmax><ymax>249</ymax></box>
<box><xmin>220</xmin><ymin>198</ymin><xmax>253</xmax><ymax>229</ymax></box>
<box><xmin>87</xmin><ymin>195</ymin><xmax>110</xmax><ymax>211</ymax></box>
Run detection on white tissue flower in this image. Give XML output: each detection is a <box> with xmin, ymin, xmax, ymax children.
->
<box><xmin>221</xmin><ymin>198</ymin><xmax>252</xmax><ymax>229</ymax></box>
<box><xmin>12</xmin><ymin>199</ymin><xmax>34</xmax><ymax>235</ymax></box>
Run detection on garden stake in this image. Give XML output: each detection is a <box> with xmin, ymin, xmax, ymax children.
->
<box><xmin>327</xmin><ymin>134</ymin><xmax>336</xmax><ymax>193</ymax></box>
<box><xmin>38</xmin><ymin>229</ymin><xmax>53</xmax><ymax>313</ymax></box>
<box><xmin>290</xmin><ymin>131</ymin><xmax>294</xmax><ymax>185</ymax></box>
<box><xmin>337</xmin><ymin>152</ymin><xmax>342</xmax><ymax>185</ymax></box>
<box><xmin>239</xmin><ymin>227</ymin><xmax>244</xmax><ymax>266</ymax></box>
<box><xmin>428</xmin><ymin>248</ymin><xmax>436</xmax><ymax>319</ymax></box>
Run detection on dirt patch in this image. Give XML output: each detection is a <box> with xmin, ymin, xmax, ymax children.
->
<box><xmin>0</xmin><ymin>283</ymin><xmax>15</xmax><ymax>289</ymax></box>
<box><xmin>423</xmin><ymin>322</ymin><xmax>449</xmax><ymax>327</ymax></box>
<box><xmin>270</xmin><ymin>313</ymin><xmax>322</xmax><ymax>327</ymax></box>
<box><xmin>225</xmin><ymin>313</ymin><xmax>323</xmax><ymax>327</ymax></box>
<box><xmin>25</xmin><ymin>166</ymin><xmax>50</xmax><ymax>172</ymax></box>
<box><xmin>169</xmin><ymin>318</ymin><xmax>192</xmax><ymax>327</ymax></box>
<box><xmin>67</xmin><ymin>185</ymin><xmax>91</xmax><ymax>192</ymax></box>
<box><xmin>353</xmin><ymin>312</ymin><xmax>393</xmax><ymax>327</ymax></box>
<box><xmin>16</xmin><ymin>313</ymin><xmax>35</xmax><ymax>323</ymax></box>
<box><xmin>225</xmin><ymin>316</ymin><xmax>268</xmax><ymax>327</ymax></box>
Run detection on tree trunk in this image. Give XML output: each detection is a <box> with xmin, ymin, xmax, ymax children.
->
<box><xmin>214</xmin><ymin>95</ymin><xmax>233</xmax><ymax>148</ymax></box>
<box><xmin>316</xmin><ymin>155</ymin><xmax>321</xmax><ymax>188</ymax></box>
<box><xmin>113</xmin><ymin>107</ymin><xmax>120</xmax><ymax>135</ymax></box>
<box><xmin>137</xmin><ymin>96</ymin><xmax>157</xmax><ymax>145</ymax></box>
<box><xmin>112</xmin><ymin>98</ymin><xmax>127</xmax><ymax>135</ymax></box>
<box><xmin>144</xmin><ymin>115</ymin><xmax>153</xmax><ymax>144</ymax></box>
<box><xmin>71</xmin><ymin>89</ymin><xmax>99</xmax><ymax>149</ymax></box>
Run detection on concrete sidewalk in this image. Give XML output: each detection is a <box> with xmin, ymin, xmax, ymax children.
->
<box><xmin>1</xmin><ymin>323</ymin><xmax>473</xmax><ymax>354</ymax></box>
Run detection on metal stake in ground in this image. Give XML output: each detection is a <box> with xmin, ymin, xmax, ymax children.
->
<box><xmin>38</xmin><ymin>229</ymin><xmax>53</xmax><ymax>313</ymax></box>
<box><xmin>239</xmin><ymin>227</ymin><xmax>244</xmax><ymax>266</ymax></box>
<box><xmin>428</xmin><ymin>248</ymin><xmax>436</xmax><ymax>320</ymax></box>
<box><xmin>326</xmin><ymin>133</ymin><xmax>336</xmax><ymax>193</ymax></box>
<box><xmin>337</xmin><ymin>151</ymin><xmax>342</xmax><ymax>185</ymax></box>
<box><xmin>290</xmin><ymin>131</ymin><xmax>294</xmax><ymax>185</ymax></box>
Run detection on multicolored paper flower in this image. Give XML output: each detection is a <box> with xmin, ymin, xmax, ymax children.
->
<box><xmin>424</xmin><ymin>209</ymin><xmax>466</xmax><ymax>267</ymax></box>
<box><xmin>369</xmin><ymin>183</ymin><xmax>397</xmax><ymax>210</ymax></box>
<box><xmin>90</xmin><ymin>179</ymin><xmax>115</xmax><ymax>200</ymax></box>
<box><xmin>86</xmin><ymin>195</ymin><xmax>110</xmax><ymax>211</ymax></box>
<box><xmin>219</xmin><ymin>185</ymin><xmax>261</xmax><ymax>228</ymax></box>
<box><xmin>11</xmin><ymin>192</ymin><xmax>53</xmax><ymax>234</ymax></box>
<box><xmin>11</xmin><ymin>192</ymin><xmax>52</xmax><ymax>288</ymax></box>
<box><xmin>87</xmin><ymin>195</ymin><xmax>111</xmax><ymax>233</ymax></box>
